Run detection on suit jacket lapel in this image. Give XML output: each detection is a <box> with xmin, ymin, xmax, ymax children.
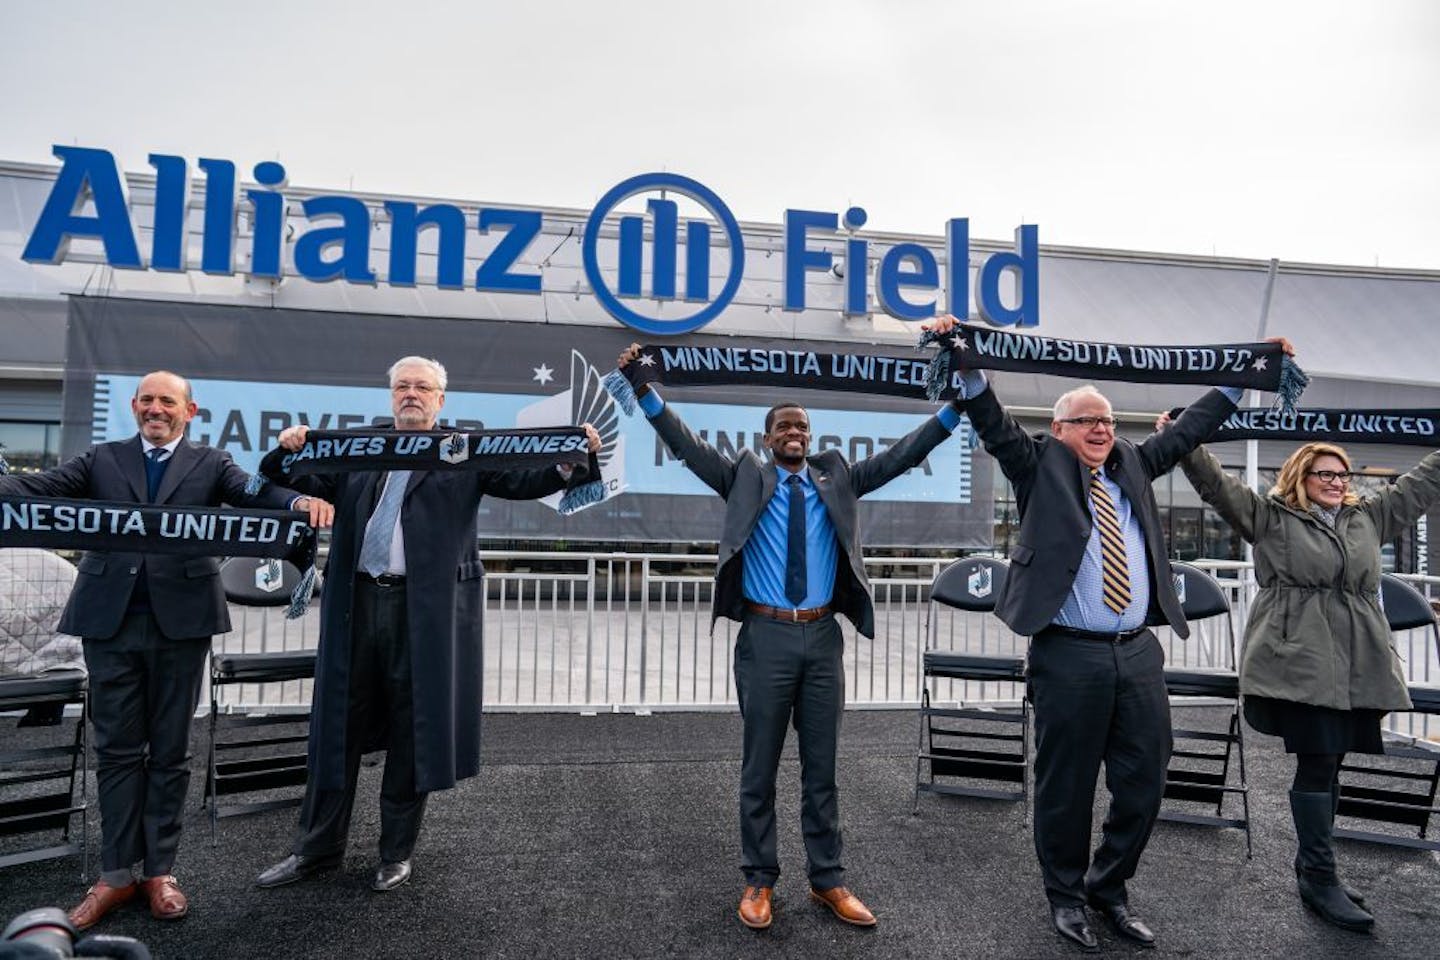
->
<box><xmin>122</xmin><ymin>436</ymin><xmax>148</xmax><ymax>502</ymax></box>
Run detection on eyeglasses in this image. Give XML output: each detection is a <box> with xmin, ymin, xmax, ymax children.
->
<box><xmin>1306</xmin><ymin>469</ymin><xmax>1352</xmax><ymax>484</ymax></box>
<box><xmin>391</xmin><ymin>381</ymin><xmax>439</xmax><ymax>396</ymax></box>
<box><xmin>1057</xmin><ymin>416</ymin><xmax>1117</xmax><ymax>430</ymax></box>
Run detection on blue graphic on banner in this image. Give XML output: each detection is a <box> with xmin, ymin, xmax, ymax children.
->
<box><xmin>635</xmin><ymin>401</ymin><xmax>971</xmax><ymax>503</ymax></box>
<box><xmin>95</xmin><ymin>375</ymin><xmax>970</xmax><ymax>505</ymax></box>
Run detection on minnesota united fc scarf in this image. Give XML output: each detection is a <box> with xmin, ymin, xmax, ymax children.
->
<box><xmin>603</xmin><ymin>344</ymin><xmax>944</xmax><ymax>415</ymax></box>
<box><xmin>1169</xmin><ymin>407</ymin><xmax>1440</xmax><ymax>446</ymax></box>
<box><xmin>919</xmin><ymin>323</ymin><xmax>1308</xmax><ymax>412</ymax></box>
<box><xmin>602</xmin><ymin>330</ymin><xmax>1308</xmax><ymax>416</ymax></box>
<box><xmin>0</xmin><ymin>494</ymin><xmax>320</xmax><ymax>618</ymax></box>
<box><xmin>248</xmin><ymin>427</ymin><xmax>604</xmax><ymax>515</ymax></box>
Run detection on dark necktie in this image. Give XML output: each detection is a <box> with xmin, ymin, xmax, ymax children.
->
<box><xmin>784</xmin><ymin>473</ymin><xmax>807</xmax><ymax>607</ymax></box>
<box><xmin>1089</xmin><ymin>468</ymin><xmax>1131</xmax><ymax>614</ymax></box>
<box><xmin>145</xmin><ymin>448</ymin><xmax>167</xmax><ymax>502</ymax></box>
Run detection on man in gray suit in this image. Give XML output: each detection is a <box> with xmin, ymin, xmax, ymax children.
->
<box><xmin>0</xmin><ymin>370</ymin><xmax>330</xmax><ymax>930</ymax></box>
<box><xmin>926</xmin><ymin>314</ymin><xmax>1288</xmax><ymax>951</ymax></box>
<box><xmin>618</xmin><ymin>343</ymin><xmax>965</xmax><ymax>931</ymax></box>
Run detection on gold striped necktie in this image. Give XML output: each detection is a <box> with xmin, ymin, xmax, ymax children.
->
<box><xmin>1089</xmin><ymin>468</ymin><xmax>1131</xmax><ymax>614</ymax></box>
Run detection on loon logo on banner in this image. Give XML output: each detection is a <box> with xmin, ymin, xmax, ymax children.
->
<box><xmin>517</xmin><ymin>349</ymin><xmax>624</xmax><ymax>515</ymax></box>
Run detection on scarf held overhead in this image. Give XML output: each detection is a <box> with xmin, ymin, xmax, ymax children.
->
<box><xmin>251</xmin><ymin>426</ymin><xmax>604</xmax><ymax>514</ymax></box>
<box><xmin>918</xmin><ymin>323</ymin><xmax>1308</xmax><ymax>411</ymax></box>
<box><xmin>603</xmin><ymin>344</ymin><xmax>947</xmax><ymax>415</ymax></box>
<box><xmin>1170</xmin><ymin>407</ymin><xmax>1440</xmax><ymax>446</ymax></box>
<box><xmin>0</xmin><ymin>494</ymin><xmax>319</xmax><ymax>617</ymax></box>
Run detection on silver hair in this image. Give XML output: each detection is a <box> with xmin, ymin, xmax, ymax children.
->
<box><xmin>387</xmin><ymin>356</ymin><xmax>448</xmax><ymax>392</ymax></box>
<box><xmin>1052</xmin><ymin>384</ymin><xmax>1110</xmax><ymax>421</ymax></box>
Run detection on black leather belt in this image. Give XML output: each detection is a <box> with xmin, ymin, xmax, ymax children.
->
<box><xmin>744</xmin><ymin>601</ymin><xmax>832</xmax><ymax>623</ymax></box>
<box><xmin>1041</xmin><ymin>624</ymin><xmax>1147</xmax><ymax>643</ymax></box>
<box><xmin>357</xmin><ymin>572</ymin><xmax>406</xmax><ymax>587</ymax></box>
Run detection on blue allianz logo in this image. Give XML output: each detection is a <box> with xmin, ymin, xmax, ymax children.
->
<box><xmin>21</xmin><ymin>145</ymin><xmax>1042</xmax><ymax>334</ymax></box>
<box><xmin>581</xmin><ymin>173</ymin><xmax>745</xmax><ymax>336</ymax></box>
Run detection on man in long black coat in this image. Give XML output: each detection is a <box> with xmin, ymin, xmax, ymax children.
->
<box><xmin>0</xmin><ymin>370</ymin><xmax>328</xmax><ymax>930</ymax></box>
<box><xmin>254</xmin><ymin>355</ymin><xmax>600</xmax><ymax>892</ymax></box>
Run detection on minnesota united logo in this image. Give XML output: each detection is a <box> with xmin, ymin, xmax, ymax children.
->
<box><xmin>255</xmin><ymin>558</ymin><xmax>284</xmax><ymax>594</ymax></box>
<box><xmin>517</xmin><ymin>350</ymin><xmax>625</xmax><ymax>514</ymax></box>
<box><xmin>438</xmin><ymin>432</ymin><xmax>470</xmax><ymax>465</ymax></box>
<box><xmin>967</xmin><ymin>564</ymin><xmax>992</xmax><ymax>599</ymax></box>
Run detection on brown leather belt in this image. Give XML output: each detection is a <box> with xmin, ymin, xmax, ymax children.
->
<box><xmin>744</xmin><ymin>601</ymin><xmax>833</xmax><ymax>623</ymax></box>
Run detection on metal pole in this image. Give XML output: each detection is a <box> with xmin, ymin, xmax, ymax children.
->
<box><xmin>1246</xmin><ymin>258</ymin><xmax>1282</xmax><ymax>563</ymax></box>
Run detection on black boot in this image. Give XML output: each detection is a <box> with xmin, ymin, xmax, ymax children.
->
<box><xmin>1290</xmin><ymin>790</ymin><xmax>1374</xmax><ymax>932</ymax></box>
<box><xmin>1328</xmin><ymin>783</ymin><xmax>1367</xmax><ymax>907</ymax></box>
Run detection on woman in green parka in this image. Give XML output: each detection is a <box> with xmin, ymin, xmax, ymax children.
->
<box><xmin>1178</xmin><ymin>438</ymin><xmax>1440</xmax><ymax>933</ymax></box>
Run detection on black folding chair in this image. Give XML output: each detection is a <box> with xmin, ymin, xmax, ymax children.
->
<box><xmin>1334</xmin><ymin>573</ymin><xmax>1440</xmax><ymax>851</ymax></box>
<box><xmin>914</xmin><ymin>556</ymin><xmax>1029</xmax><ymax>813</ymax></box>
<box><xmin>0</xmin><ymin>670</ymin><xmax>88</xmax><ymax>875</ymax></box>
<box><xmin>1159</xmin><ymin>561</ymin><xmax>1252</xmax><ymax>857</ymax></box>
<box><xmin>203</xmin><ymin>557</ymin><xmax>317</xmax><ymax>842</ymax></box>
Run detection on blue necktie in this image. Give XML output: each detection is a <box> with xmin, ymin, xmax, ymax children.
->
<box><xmin>785</xmin><ymin>473</ymin><xmax>807</xmax><ymax>607</ymax></box>
<box><xmin>144</xmin><ymin>448</ymin><xmax>167</xmax><ymax>502</ymax></box>
<box><xmin>359</xmin><ymin>471</ymin><xmax>411</xmax><ymax>577</ymax></box>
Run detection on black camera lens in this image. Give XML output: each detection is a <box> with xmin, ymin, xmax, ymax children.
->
<box><xmin>1</xmin><ymin>907</ymin><xmax>76</xmax><ymax>955</ymax></box>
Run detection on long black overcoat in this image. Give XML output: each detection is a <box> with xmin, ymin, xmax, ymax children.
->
<box><xmin>260</xmin><ymin>450</ymin><xmax>572</xmax><ymax>793</ymax></box>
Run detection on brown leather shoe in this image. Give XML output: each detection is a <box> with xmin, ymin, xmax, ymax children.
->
<box><xmin>809</xmin><ymin>885</ymin><xmax>877</xmax><ymax>927</ymax></box>
<box><xmin>140</xmin><ymin>875</ymin><xmax>189</xmax><ymax>921</ymax></box>
<box><xmin>738</xmin><ymin>885</ymin><xmax>773</xmax><ymax>929</ymax></box>
<box><xmin>68</xmin><ymin>880</ymin><xmax>138</xmax><ymax>931</ymax></box>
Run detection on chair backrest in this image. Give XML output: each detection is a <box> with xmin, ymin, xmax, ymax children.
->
<box><xmin>220</xmin><ymin>557</ymin><xmax>305</xmax><ymax>607</ymax></box>
<box><xmin>930</xmin><ymin>556</ymin><xmax>1009</xmax><ymax>613</ymax></box>
<box><xmin>1379</xmin><ymin>573</ymin><xmax>1438</xmax><ymax>632</ymax></box>
<box><xmin>1169</xmin><ymin>562</ymin><xmax>1231</xmax><ymax>623</ymax></box>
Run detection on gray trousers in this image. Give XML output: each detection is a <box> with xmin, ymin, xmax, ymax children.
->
<box><xmin>82</xmin><ymin>614</ymin><xmax>210</xmax><ymax>878</ymax></box>
<box><xmin>293</xmin><ymin>578</ymin><xmax>428</xmax><ymax>863</ymax></box>
<box><xmin>1027</xmin><ymin>628</ymin><xmax>1171</xmax><ymax>908</ymax></box>
<box><xmin>733</xmin><ymin>613</ymin><xmax>845</xmax><ymax>890</ymax></box>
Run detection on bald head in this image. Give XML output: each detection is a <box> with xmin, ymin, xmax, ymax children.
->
<box><xmin>131</xmin><ymin>370</ymin><xmax>197</xmax><ymax>445</ymax></box>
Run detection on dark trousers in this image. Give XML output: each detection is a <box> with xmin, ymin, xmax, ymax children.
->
<box><xmin>82</xmin><ymin>614</ymin><xmax>210</xmax><ymax>878</ymax></box>
<box><xmin>293</xmin><ymin>578</ymin><xmax>428</xmax><ymax>863</ymax></box>
<box><xmin>1027</xmin><ymin>629</ymin><xmax>1171</xmax><ymax>908</ymax></box>
<box><xmin>733</xmin><ymin>613</ymin><xmax>845</xmax><ymax>890</ymax></box>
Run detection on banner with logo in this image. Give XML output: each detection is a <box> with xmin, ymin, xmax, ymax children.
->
<box><xmin>60</xmin><ymin>298</ymin><xmax>992</xmax><ymax>546</ymax></box>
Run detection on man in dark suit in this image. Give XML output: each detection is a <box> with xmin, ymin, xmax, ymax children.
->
<box><xmin>926</xmin><ymin>315</ymin><xmax>1285</xmax><ymax>951</ymax></box>
<box><xmin>254</xmin><ymin>356</ymin><xmax>601</xmax><ymax>893</ymax></box>
<box><xmin>0</xmin><ymin>370</ymin><xmax>330</xmax><ymax>930</ymax></box>
<box><xmin>617</xmin><ymin>343</ymin><xmax>966</xmax><ymax>931</ymax></box>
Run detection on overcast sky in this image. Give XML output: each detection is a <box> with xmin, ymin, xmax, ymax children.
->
<box><xmin>2</xmin><ymin>0</ymin><xmax>1436</xmax><ymax>269</ymax></box>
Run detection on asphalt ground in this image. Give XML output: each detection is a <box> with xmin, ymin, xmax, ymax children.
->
<box><xmin>1</xmin><ymin>707</ymin><xmax>1438</xmax><ymax>959</ymax></box>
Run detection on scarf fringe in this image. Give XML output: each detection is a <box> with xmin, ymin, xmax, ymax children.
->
<box><xmin>0</xmin><ymin>448</ymin><xmax>9</xmax><ymax>476</ymax></box>
<box><xmin>1275</xmin><ymin>355</ymin><xmax>1309</xmax><ymax>415</ymax></box>
<box><xmin>917</xmin><ymin>329</ymin><xmax>951</xmax><ymax>402</ymax></box>
<box><xmin>558</xmin><ymin>479</ymin><xmax>606</xmax><ymax>515</ymax></box>
<box><xmin>286</xmin><ymin>565</ymin><xmax>317</xmax><ymax>619</ymax></box>
<box><xmin>602</xmin><ymin>368</ymin><xmax>638</xmax><ymax>417</ymax></box>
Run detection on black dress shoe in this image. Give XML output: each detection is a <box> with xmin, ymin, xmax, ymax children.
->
<box><xmin>1051</xmin><ymin>905</ymin><xmax>1099</xmax><ymax>952</ymax></box>
<box><xmin>255</xmin><ymin>852</ymin><xmax>342</xmax><ymax>889</ymax></box>
<box><xmin>1089</xmin><ymin>899</ymin><xmax>1156</xmax><ymax>947</ymax></box>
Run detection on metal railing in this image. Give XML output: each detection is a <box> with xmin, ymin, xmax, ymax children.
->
<box><xmin>205</xmin><ymin>552</ymin><xmax>1440</xmax><ymax>741</ymax></box>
